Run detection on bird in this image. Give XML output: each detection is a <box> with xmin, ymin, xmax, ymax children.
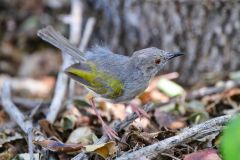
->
<box><xmin>37</xmin><ymin>26</ymin><xmax>184</xmax><ymax>139</ymax></box>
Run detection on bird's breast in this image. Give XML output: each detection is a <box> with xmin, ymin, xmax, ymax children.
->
<box><xmin>113</xmin><ymin>72</ymin><xmax>150</xmax><ymax>103</ymax></box>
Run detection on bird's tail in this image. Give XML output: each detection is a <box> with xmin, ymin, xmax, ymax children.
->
<box><xmin>37</xmin><ymin>26</ymin><xmax>85</xmax><ymax>61</ymax></box>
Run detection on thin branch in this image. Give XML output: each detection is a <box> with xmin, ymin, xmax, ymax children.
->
<box><xmin>60</xmin><ymin>0</ymin><xmax>83</xmax><ymax>45</ymax></box>
<box><xmin>186</xmin><ymin>80</ymin><xmax>240</xmax><ymax>100</ymax></box>
<box><xmin>46</xmin><ymin>67</ymin><xmax>69</xmax><ymax>123</ymax></box>
<box><xmin>0</xmin><ymin>97</ymin><xmax>49</xmax><ymax>109</ymax></box>
<box><xmin>28</xmin><ymin>128</ymin><xmax>34</xmax><ymax>160</ymax></box>
<box><xmin>1</xmin><ymin>80</ymin><xmax>34</xmax><ymax>160</ymax></box>
<box><xmin>0</xmin><ymin>76</ymin><xmax>53</xmax><ymax>98</ymax></box>
<box><xmin>1</xmin><ymin>80</ymin><xmax>33</xmax><ymax>133</ymax></box>
<box><xmin>47</xmin><ymin>0</ymin><xmax>83</xmax><ymax>123</ymax></box>
<box><xmin>116</xmin><ymin>114</ymin><xmax>233</xmax><ymax>160</ymax></box>
<box><xmin>69</xmin><ymin>0</ymin><xmax>83</xmax><ymax>45</ymax></box>
<box><xmin>67</xmin><ymin>0</ymin><xmax>83</xmax><ymax>99</ymax></box>
<box><xmin>79</xmin><ymin>17</ymin><xmax>96</xmax><ymax>51</ymax></box>
<box><xmin>71</xmin><ymin>153</ymin><xmax>89</xmax><ymax>160</ymax></box>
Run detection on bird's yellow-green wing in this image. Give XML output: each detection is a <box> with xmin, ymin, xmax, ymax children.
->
<box><xmin>64</xmin><ymin>62</ymin><xmax>124</xmax><ymax>99</ymax></box>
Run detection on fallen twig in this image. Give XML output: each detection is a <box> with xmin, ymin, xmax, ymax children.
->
<box><xmin>28</xmin><ymin>128</ymin><xmax>34</xmax><ymax>160</ymax></box>
<box><xmin>46</xmin><ymin>65</ymin><xmax>70</xmax><ymax>123</ymax></box>
<box><xmin>1</xmin><ymin>81</ymin><xmax>33</xmax><ymax>133</ymax></box>
<box><xmin>116</xmin><ymin>114</ymin><xmax>233</xmax><ymax>160</ymax></box>
<box><xmin>60</xmin><ymin>0</ymin><xmax>83</xmax><ymax>45</ymax></box>
<box><xmin>1</xmin><ymin>80</ymin><xmax>34</xmax><ymax>159</ymax></box>
<box><xmin>79</xmin><ymin>17</ymin><xmax>96</xmax><ymax>51</ymax></box>
<box><xmin>46</xmin><ymin>0</ymin><xmax>84</xmax><ymax>123</ymax></box>
<box><xmin>186</xmin><ymin>80</ymin><xmax>240</xmax><ymax>99</ymax></box>
<box><xmin>0</xmin><ymin>76</ymin><xmax>54</xmax><ymax>98</ymax></box>
<box><xmin>0</xmin><ymin>97</ymin><xmax>49</xmax><ymax>109</ymax></box>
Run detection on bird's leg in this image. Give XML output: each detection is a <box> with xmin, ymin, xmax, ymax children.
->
<box><xmin>128</xmin><ymin>103</ymin><xmax>150</xmax><ymax>119</ymax></box>
<box><xmin>88</xmin><ymin>96</ymin><xmax>118</xmax><ymax>139</ymax></box>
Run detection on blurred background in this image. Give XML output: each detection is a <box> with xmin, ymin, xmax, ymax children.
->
<box><xmin>1</xmin><ymin>0</ymin><xmax>239</xmax><ymax>86</ymax></box>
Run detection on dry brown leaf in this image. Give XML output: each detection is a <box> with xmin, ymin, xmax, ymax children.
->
<box><xmin>183</xmin><ymin>149</ymin><xmax>221</xmax><ymax>160</ymax></box>
<box><xmin>132</xmin><ymin>117</ymin><xmax>151</xmax><ymax>129</ymax></box>
<box><xmin>0</xmin><ymin>110</ymin><xmax>9</xmax><ymax>124</ymax></box>
<box><xmin>109</xmin><ymin>103</ymin><xmax>126</xmax><ymax>120</ymax></box>
<box><xmin>154</xmin><ymin>110</ymin><xmax>185</xmax><ymax>130</ymax></box>
<box><xmin>146</xmin><ymin>76</ymin><xmax>162</xmax><ymax>92</ymax></box>
<box><xmin>0</xmin><ymin>145</ymin><xmax>17</xmax><ymax>160</ymax></box>
<box><xmin>33</xmin><ymin>139</ymin><xmax>84</xmax><ymax>153</ymax></box>
<box><xmin>60</xmin><ymin>107</ymin><xmax>82</xmax><ymax>130</ymax></box>
<box><xmin>222</xmin><ymin>88</ymin><xmax>240</xmax><ymax>108</ymax></box>
<box><xmin>150</xmin><ymin>89</ymin><xmax>170</xmax><ymax>103</ymax></box>
<box><xmin>38</xmin><ymin>119</ymin><xmax>62</xmax><ymax>140</ymax></box>
<box><xmin>66</xmin><ymin>127</ymin><xmax>98</xmax><ymax>145</ymax></box>
<box><xmin>68</xmin><ymin>106</ymin><xmax>92</xmax><ymax>127</ymax></box>
<box><xmin>121</xmin><ymin>125</ymin><xmax>159</xmax><ymax>148</ymax></box>
<box><xmin>85</xmin><ymin>141</ymin><xmax>117</xmax><ymax>159</ymax></box>
<box><xmin>140</xmin><ymin>76</ymin><xmax>175</xmax><ymax>104</ymax></box>
<box><xmin>138</xmin><ymin>91</ymin><xmax>152</xmax><ymax>104</ymax></box>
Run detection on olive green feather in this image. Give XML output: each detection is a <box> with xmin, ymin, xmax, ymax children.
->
<box><xmin>65</xmin><ymin>62</ymin><xmax>124</xmax><ymax>99</ymax></box>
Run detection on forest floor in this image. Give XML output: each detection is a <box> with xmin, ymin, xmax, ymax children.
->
<box><xmin>0</xmin><ymin>1</ymin><xmax>239</xmax><ymax>160</ymax></box>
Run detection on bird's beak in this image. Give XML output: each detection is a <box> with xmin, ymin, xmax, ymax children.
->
<box><xmin>166</xmin><ymin>52</ymin><xmax>184</xmax><ymax>61</ymax></box>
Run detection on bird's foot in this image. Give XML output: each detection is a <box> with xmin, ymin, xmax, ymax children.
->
<box><xmin>129</xmin><ymin>104</ymin><xmax>150</xmax><ymax>119</ymax></box>
<box><xmin>88</xmin><ymin>96</ymin><xmax>119</xmax><ymax>140</ymax></box>
<box><xmin>102</xmin><ymin>123</ymin><xmax>119</xmax><ymax>140</ymax></box>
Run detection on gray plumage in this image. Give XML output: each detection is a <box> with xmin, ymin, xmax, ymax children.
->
<box><xmin>37</xmin><ymin>26</ymin><xmax>183</xmax><ymax>103</ymax></box>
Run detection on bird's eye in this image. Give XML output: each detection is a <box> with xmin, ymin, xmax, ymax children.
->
<box><xmin>155</xmin><ymin>59</ymin><xmax>161</xmax><ymax>64</ymax></box>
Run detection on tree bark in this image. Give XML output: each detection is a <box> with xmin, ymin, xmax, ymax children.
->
<box><xmin>84</xmin><ymin>0</ymin><xmax>240</xmax><ymax>85</ymax></box>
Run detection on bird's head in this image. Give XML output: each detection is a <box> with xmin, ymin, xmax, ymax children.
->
<box><xmin>131</xmin><ymin>47</ymin><xmax>184</xmax><ymax>78</ymax></box>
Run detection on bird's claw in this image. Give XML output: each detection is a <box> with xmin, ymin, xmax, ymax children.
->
<box><xmin>129</xmin><ymin>104</ymin><xmax>150</xmax><ymax>119</ymax></box>
<box><xmin>102</xmin><ymin>124</ymin><xmax>119</xmax><ymax>140</ymax></box>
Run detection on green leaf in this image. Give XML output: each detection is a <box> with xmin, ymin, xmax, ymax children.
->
<box><xmin>229</xmin><ymin>71</ymin><xmax>240</xmax><ymax>81</ymax></box>
<box><xmin>60</xmin><ymin>115</ymin><xmax>77</xmax><ymax>130</ymax></box>
<box><xmin>20</xmin><ymin>16</ymin><xmax>39</xmax><ymax>31</ymax></box>
<box><xmin>221</xmin><ymin>114</ymin><xmax>240</xmax><ymax>160</ymax></box>
<box><xmin>157</xmin><ymin>78</ymin><xmax>184</xmax><ymax>97</ymax></box>
<box><xmin>186</xmin><ymin>100</ymin><xmax>209</xmax><ymax>124</ymax></box>
<box><xmin>73</xmin><ymin>99</ymin><xmax>91</xmax><ymax>108</ymax></box>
